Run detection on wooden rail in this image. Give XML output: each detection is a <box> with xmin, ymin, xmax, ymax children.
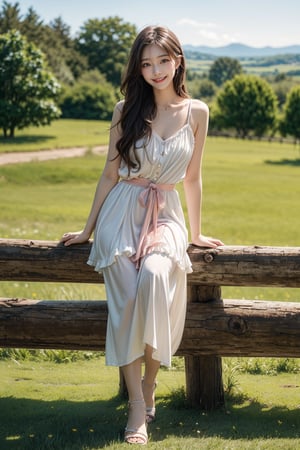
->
<box><xmin>1</xmin><ymin>239</ymin><xmax>300</xmax><ymax>410</ymax></box>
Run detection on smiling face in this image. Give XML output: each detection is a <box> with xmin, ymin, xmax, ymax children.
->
<box><xmin>140</xmin><ymin>44</ymin><xmax>180</xmax><ymax>91</ymax></box>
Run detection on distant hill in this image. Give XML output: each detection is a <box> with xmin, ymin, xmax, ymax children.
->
<box><xmin>183</xmin><ymin>43</ymin><xmax>300</xmax><ymax>58</ymax></box>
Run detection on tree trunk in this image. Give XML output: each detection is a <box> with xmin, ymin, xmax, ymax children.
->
<box><xmin>9</xmin><ymin>126</ymin><xmax>15</xmax><ymax>138</ymax></box>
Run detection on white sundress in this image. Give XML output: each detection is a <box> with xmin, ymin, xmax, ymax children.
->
<box><xmin>88</xmin><ymin>100</ymin><xmax>195</xmax><ymax>367</ymax></box>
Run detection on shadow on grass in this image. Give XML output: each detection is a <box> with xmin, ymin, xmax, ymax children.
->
<box><xmin>265</xmin><ymin>158</ymin><xmax>300</xmax><ymax>166</ymax></box>
<box><xmin>0</xmin><ymin>135</ymin><xmax>55</xmax><ymax>149</ymax></box>
<box><xmin>157</xmin><ymin>392</ymin><xmax>300</xmax><ymax>441</ymax></box>
<box><xmin>0</xmin><ymin>395</ymin><xmax>125</xmax><ymax>450</ymax></box>
<box><xmin>0</xmin><ymin>394</ymin><xmax>299</xmax><ymax>449</ymax></box>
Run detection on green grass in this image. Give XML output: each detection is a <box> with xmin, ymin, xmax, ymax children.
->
<box><xmin>1</xmin><ymin>127</ymin><xmax>300</xmax><ymax>449</ymax></box>
<box><xmin>1</xmin><ymin>136</ymin><xmax>300</xmax><ymax>301</ymax></box>
<box><xmin>0</xmin><ymin>358</ymin><xmax>299</xmax><ymax>450</ymax></box>
<box><xmin>186</xmin><ymin>58</ymin><xmax>300</xmax><ymax>78</ymax></box>
<box><xmin>0</xmin><ymin>119</ymin><xmax>110</xmax><ymax>153</ymax></box>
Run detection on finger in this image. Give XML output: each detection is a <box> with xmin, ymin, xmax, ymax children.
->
<box><xmin>60</xmin><ymin>235</ymin><xmax>71</xmax><ymax>243</ymax></box>
<box><xmin>64</xmin><ymin>238</ymin><xmax>75</xmax><ymax>246</ymax></box>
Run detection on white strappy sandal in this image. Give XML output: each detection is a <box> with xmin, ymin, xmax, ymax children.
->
<box><xmin>124</xmin><ymin>399</ymin><xmax>148</xmax><ymax>445</ymax></box>
<box><xmin>142</xmin><ymin>378</ymin><xmax>157</xmax><ymax>424</ymax></box>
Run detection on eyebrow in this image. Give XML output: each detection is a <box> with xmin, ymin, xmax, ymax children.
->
<box><xmin>141</xmin><ymin>53</ymin><xmax>169</xmax><ymax>62</ymax></box>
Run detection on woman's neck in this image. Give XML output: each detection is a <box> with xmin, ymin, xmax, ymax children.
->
<box><xmin>154</xmin><ymin>92</ymin><xmax>184</xmax><ymax>111</ymax></box>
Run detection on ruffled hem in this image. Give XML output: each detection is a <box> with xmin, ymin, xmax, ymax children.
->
<box><xmin>87</xmin><ymin>244</ymin><xmax>193</xmax><ymax>274</ymax></box>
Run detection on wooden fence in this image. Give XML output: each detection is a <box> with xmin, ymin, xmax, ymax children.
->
<box><xmin>1</xmin><ymin>238</ymin><xmax>300</xmax><ymax>410</ymax></box>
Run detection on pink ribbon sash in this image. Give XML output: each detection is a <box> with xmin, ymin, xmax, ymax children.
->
<box><xmin>122</xmin><ymin>178</ymin><xmax>175</xmax><ymax>268</ymax></box>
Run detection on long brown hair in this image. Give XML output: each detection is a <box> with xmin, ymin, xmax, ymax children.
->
<box><xmin>117</xmin><ymin>26</ymin><xmax>189</xmax><ymax>171</ymax></box>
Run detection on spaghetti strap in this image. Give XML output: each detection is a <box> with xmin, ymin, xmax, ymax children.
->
<box><xmin>186</xmin><ymin>99</ymin><xmax>192</xmax><ymax>125</ymax></box>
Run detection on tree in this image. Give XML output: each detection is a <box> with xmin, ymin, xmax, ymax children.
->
<box><xmin>0</xmin><ymin>2</ymin><xmax>87</xmax><ymax>84</ymax></box>
<box><xmin>45</xmin><ymin>17</ymin><xmax>88</xmax><ymax>83</ymax></box>
<box><xmin>209</xmin><ymin>57</ymin><xmax>243</xmax><ymax>86</ymax></box>
<box><xmin>60</xmin><ymin>70</ymin><xmax>117</xmax><ymax>120</ymax></box>
<box><xmin>280</xmin><ymin>86</ymin><xmax>300</xmax><ymax>141</ymax></box>
<box><xmin>0</xmin><ymin>1</ymin><xmax>21</xmax><ymax>30</ymax></box>
<box><xmin>76</xmin><ymin>16</ymin><xmax>137</xmax><ymax>86</ymax></box>
<box><xmin>215</xmin><ymin>74</ymin><xmax>278</xmax><ymax>138</ymax></box>
<box><xmin>0</xmin><ymin>30</ymin><xmax>61</xmax><ymax>138</ymax></box>
<box><xmin>188</xmin><ymin>78</ymin><xmax>217</xmax><ymax>102</ymax></box>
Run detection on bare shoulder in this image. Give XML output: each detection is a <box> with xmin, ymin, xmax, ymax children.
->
<box><xmin>115</xmin><ymin>99</ymin><xmax>125</xmax><ymax>113</ymax></box>
<box><xmin>189</xmin><ymin>98</ymin><xmax>209</xmax><ymax>134</ymax></box>
<box><xmin>111</xmin><ymin>100</ymin><xmax>124</xmax><ymax>125</ymax></box>
<box><xmin>190</xmin><ymin>98</ymin><xmax>209</xmax><ymax>118</ymax></box>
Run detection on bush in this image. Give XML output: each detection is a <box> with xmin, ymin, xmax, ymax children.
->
<box><xmin>60</xmin><ymin>70</ymin><xmax>118</xmax><ymax>120</ymax></box>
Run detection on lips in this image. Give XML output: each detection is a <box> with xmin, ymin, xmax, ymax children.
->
<box><xmin>152</xmin><ymin>76</ymin><xmax>167</xmax><ymax>83</ymax></box>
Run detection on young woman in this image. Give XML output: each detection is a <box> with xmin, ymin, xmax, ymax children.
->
<box><xmin>61</xmin><ymin>25</ymin><xmax>223</xmax><ymax>445</ymax></box>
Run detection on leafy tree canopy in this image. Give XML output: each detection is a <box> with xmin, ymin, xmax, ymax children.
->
<box><xmin>0</xmin><ymin>30</ymin><xmax>61</xmax><ymax>137</ymax></box>
<box><xmin>280</xmin><ymin>85</ymin><xmax>300</xmax><ymax>140</ymax></box>
<box><xmin>60</xmin><ymin>70</ymin><xmax>118</xmax><ymax>120</ymax></box>
<box><xmin>209</xmin><ymin>57</ymin><xmax>243</xmax><ymax>86</ymax></box>
<box><xmin>216</xmin><ymin>74</ymin><xmax>278</xmax><ymax>138</ymax></box>
<box><xmin>0</xmin><ymin>1</ymin><xmax>87</xmax><ymax>83</ymax></box>
<box><xmin>76</xmin><ymin>16</ymin><xmax>137</xmax><ymax>86</ymax></box>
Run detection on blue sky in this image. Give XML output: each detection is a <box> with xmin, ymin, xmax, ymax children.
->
<box><xmin>17</xmin><ymin>0</ymin><xmax>300</xmax><ymax>48</ymax></box>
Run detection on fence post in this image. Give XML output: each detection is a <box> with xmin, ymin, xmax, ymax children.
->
<box><xmin>185</xmin><ymin>284</ymin><xmax>225</xmax><ymax>410</ymax></box>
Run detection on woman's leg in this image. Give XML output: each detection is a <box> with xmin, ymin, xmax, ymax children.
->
<box><xmin>122</xmin><ymin>358</ymin><xmax>148</xmax><ymax>444</ymax></box>
<box><xmin>122</xmin><ymin>357</ymin><xmax>143</xmax><ymax>401</ymax></box>
<box><xmin>103</xmin><ymin>256</ymin><xmax>148</xmax><ymax>443</ymax></box>
<box><xmin>143</xmin><ymin>345</ymin><xmax>160</xmax><ymax>423</ymax></box>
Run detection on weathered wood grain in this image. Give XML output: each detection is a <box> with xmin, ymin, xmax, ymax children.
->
<box><xmin>1</xmin><ymin>239</ymin><xmax>299</xmax><ymax>286</ymax></box>
<box><xmin>1</xmin><ymin>297</ymin><xmax>299</xmax><ymax>357</ymax></box>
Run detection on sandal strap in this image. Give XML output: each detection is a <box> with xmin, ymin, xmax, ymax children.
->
<box><xmin>146</xmin><ymin>406</ymin><xmax>156</xmax><ymax>416</ymax></box>
<box><xmin>146</xmin><ymin>406</ymin><xmax>156</xmax><ymax>424</ymax></box>
<box><xmin>125</xmin><ymin>429</ymin><xmax>148</xmax><ymax>445</ymax></box>
<box><xmin>142</xmin><ymin>378</ymin><xmax>157</xmax><ymax>423</ymax></box>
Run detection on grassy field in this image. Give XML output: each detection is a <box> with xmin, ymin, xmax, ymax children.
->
<box><xmin>0</xmin><ymin>121</ymin><xmax>300</xmax><ymax>449</ymax></box>
<box><xmin>187</xmin><ymin>58</ymin><xmax>300</xmax><ymax>78</ymax></box>
<box><xmin>0</xmin><ymin>119</ymin><xmax>110</xmax><ymax>153</ymax></box>
<box><xmin>0</xmin><ymin>357</ymin><xmax>299</xmax><ymax>450</ymax></box>
<box><xmin>1</xmin><ymin>132</ymin><xmax>299</xmax><ymax>301</ymax></box>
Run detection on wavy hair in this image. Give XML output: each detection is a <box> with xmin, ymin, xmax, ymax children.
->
<box><xmin>116</xmin><ymin>26</ymin><xmax>189</xmax><ymax>171</ymax></box>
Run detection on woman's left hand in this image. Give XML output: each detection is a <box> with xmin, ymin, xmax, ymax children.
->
<box><xmin>191</xmin><ymin>234</ymin><xmax>224</xmax><ymax>248</ymax></box>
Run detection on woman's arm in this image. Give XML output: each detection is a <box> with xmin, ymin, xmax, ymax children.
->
<box><xmin>184</xmin><ymin>100</ymin><xmax>224</xmax><ymax>248</ymax></box>
<box><xmin>61</xmin><ymin>103</ymin><xmax>122</xmax><ymax>246</ymax></box>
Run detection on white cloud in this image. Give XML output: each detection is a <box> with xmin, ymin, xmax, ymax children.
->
<box><xmin>177</xmin><ymin>19</ymin><xmax>217</xmax><ymax>29</ymax></box>
<box><xmin>176</xmin><ymin>18</ymin><xmax>242</xmax><ymax>46</ymax></box>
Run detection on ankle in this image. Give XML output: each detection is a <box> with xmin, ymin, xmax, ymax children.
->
<box><xmin>126</xmin><ymin>399</ymin><xmax>146</xmax><ymax>428</ymax></box>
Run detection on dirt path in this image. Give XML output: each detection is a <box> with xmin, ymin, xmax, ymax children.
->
<box><xmin>0</xmin><ymin>145</ymin><xmax>108</xmax><ymax>166</ymax></box>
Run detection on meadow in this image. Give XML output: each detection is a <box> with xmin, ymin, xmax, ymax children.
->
<box><xmin>0</xmin><ymin>119</ymin><xmax>110</xmax><ymax>153</ymax></box>
<box><xmin>186</xmin><ymin>58</ymin><xmax>300</xmax><ymax>79</ymax></box>
<box><xmin>0</xmin><ymin>120</ymin><xmax>300</xmax><ymax>449</ymax></box>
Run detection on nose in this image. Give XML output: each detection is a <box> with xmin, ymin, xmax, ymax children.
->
<box><xmin>152</xmin><ymin>64</ymin><xmax>161</xmax><ymax>76</ymax></box>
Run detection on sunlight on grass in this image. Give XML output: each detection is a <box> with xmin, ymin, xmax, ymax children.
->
<box><xmin>0</xmin><ymin>358</ymin><xmax>299</xmax><ymax>449</ymax></box>
<box><xmin>1</xmin><ymin>138</ymin><xmax>299</xmax><ymax>302</ymax></box>
<box><xmin>0</xmin><ymin>135</ymin><xmax>300</xmax><ymax>449</ymax></box>
<box><xmin>0</xmin><ymin>119</ymin><xmax>110</xmax><ymax>153</ymax></box>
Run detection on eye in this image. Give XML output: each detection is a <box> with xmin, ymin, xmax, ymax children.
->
<box><xmin>141</xmin><ymin>62</ymin><xmax>150</xmax><ymax>68</ymax></box>
<box><xmin>160</xmin><ymin>58</ymin><xmax>170</xmax><ymax>64</ymax></box>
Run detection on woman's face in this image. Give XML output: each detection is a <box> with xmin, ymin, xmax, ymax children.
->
<box><xmin>140</xmin><ymin>44</ymin><xmax>180</xmax><ymax>91</ymax></box>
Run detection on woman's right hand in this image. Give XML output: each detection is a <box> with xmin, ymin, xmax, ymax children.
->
<box><xmin>60</xmin><ymin>230</ymin><xmax>90</xmax><ymax>246</ymax></box>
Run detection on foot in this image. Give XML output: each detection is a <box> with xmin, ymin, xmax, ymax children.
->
<box><xmin>142</xmin><ymin>378</ymin><xmax>157</xmax><ymax>424</ymax></box>
<box><xmin>124</xmin><ymin>399</ymin><xmax>148</xmax><ymax>445</ymax></box>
